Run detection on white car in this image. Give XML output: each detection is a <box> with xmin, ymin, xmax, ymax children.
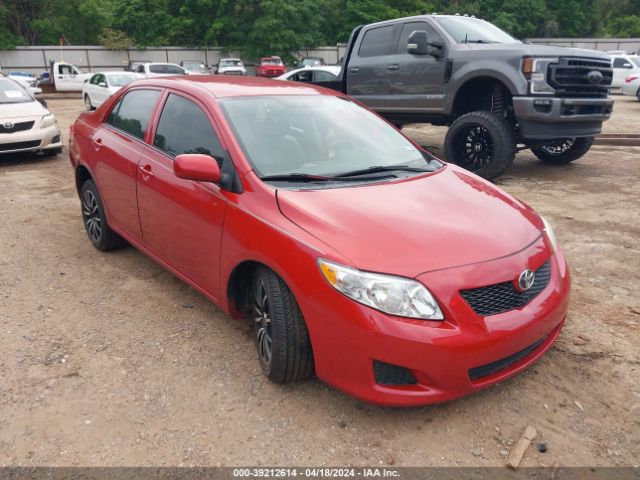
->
<box><xmin>277</xmin><ymin>66</ymin><xmax>341</xmax><ymax>83</ymax></box>
<box><xmin>216</xmin><ymin>58</ymin><xmax>247</xmax><ymax>75</ymax></box>
<box><xmin>181</xmin><ymin>60</ymin><xmax>208</xmax><ymax>75</ymax></box>
<box><xmin>608</xmin><ymin>52</ymin><xmax>640</xmax><ymax>91</ymax></box>
<box><xmin>621</xmin><ymin>73</ymin><xmax>640</xmax><ymax>101</ymax></box>
<box><xmin>82</xmin><ymin>71</ymin><xmax>140</xmax><ymax>110</ymax></box>
<box><xmin>0</xmin><ymin>77</ymin><xmax>62</xmax><ymax>156</ymax></box>
<box><xmin>134</xmin><ymin>62</ymin><xmax>188</xmax><ymax>78</ymax></box>
<box><xmin>1</xmin><ymin>73</ymin><xmax>42</xmax><ymax>95</ymax></box>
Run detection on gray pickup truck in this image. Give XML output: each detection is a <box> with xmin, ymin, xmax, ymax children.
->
<box><xmin>318</xmin><ymin>14</ymin><xmax>613</xmax><ymax>179</ymax></box>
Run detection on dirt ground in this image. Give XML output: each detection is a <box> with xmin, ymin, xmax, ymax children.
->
<box><xmin>1</xmin><ymin>95</ymin><xmax>639</xmax><ymax>467</ymax></box>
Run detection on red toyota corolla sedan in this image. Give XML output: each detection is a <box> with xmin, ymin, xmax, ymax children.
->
<box><xmin>69</xmin><ymin>76</ymin><xmax>570</xmax><ymax>406</ymax></box>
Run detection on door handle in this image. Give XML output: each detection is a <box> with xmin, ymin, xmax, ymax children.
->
<box><xmin>387</xmin><ymin>64</ymin><xmax>400</xmax><ymax>71</ymax></box>
<box><xmin>92</xmin><ymin>138</ymin><xmax>102</xmax><ymax>151</ymax></box>
<box><xmin>349</xmin><ymin>67</ymin><xmax>360</xmax><ymax>74</ymax></box>
<box><xmin>139</xmin><ymin>164</ymin><xmax>154</xmax><ymax>179</ymax></box>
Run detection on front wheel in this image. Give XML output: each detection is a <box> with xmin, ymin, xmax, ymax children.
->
<box><xmin>84</xmin><ymin>94</ymin><xmax>94</xmax><ymax>111</ymax></box>
<box><xmin>531</xmin><ymin>137</ymin><xmax>594</xmax><ymax>165</ymax></box>
<box><xmin>444</xmin><ymin>111</ymin><xmax>516</xmax><ymax>180</ymax></box>
<box><xmin>251</xmin><ymin>267</ymin><xmax>314</xmax><ymax>383</ymax></box>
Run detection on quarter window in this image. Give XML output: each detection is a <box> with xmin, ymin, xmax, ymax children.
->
<box><xmin>153</xmin><ymin>94</ymin><xmax>224</xmax><ymax>162</ymax></box>
<box><xmin>358</xmin><ymin>26</ymin><xmax>395</xmax><ymax>57</ymax></box>
<box><xmin>106</xmin><ymin>89</ymin><xmax>161</xmax><ymax>140</ymax></box>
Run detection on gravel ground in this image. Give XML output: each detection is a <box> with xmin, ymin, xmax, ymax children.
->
<box><xmin>1</xmin><ymin>95</ymin><xmax>639</xmax><ymax>467</ymax></box>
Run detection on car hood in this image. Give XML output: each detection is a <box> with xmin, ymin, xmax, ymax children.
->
<box><xmin>0</xmin><ymin>100</ymin><xmax>46</xmax><ymax>119</ymax></box>
<box><xmin>276</xmin><ymin>166</ymin><xmax>544</xmax><ymax>278</ymax></box>
<box><xmin>466</xmin><ymin>43</ymin><xmax>611</xmax><ymax>60</ymax></box>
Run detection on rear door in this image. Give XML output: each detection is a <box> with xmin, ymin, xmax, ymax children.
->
<box><xmin>91</xmin><ymin>88</ymin><xmax>162</xmax><ymax>241</ymax></box>
<box><xmin>347</xmin><ymin>24</ymin><xmax>397</xmax><ymax>109</ymax></box>
<box><xmin>136</xmin><ymin>91</ymin><xmax>228</xmax><ymax>299</ymax></box>
<box><xmin>385</xmin><ymin>20</ymin><xmax>447</xmax><ymax>112</ymax></box>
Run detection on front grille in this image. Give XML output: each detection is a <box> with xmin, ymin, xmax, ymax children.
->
<box><xmin>460</xmin><ymin>260</ymin><xmax>551</xmax><ymax>317</ymax></box>
<box><xmin>468</xmin><ymin>336</ymin><xmax>547</xmax><ymax>381</ymax></box>
<box><xmin>0</xmin><ymin>121</ymin><xmax>35</xmax><ymax>134</ymax></box>
<box><xmin>548</xmin><ymin>57</ymin><xmax>612</xmax><ymax>98</ymax></box>
<box><xmin>373</xmin><ymin>360</ymin><xmax>417</xmax><ymax>385</ymax></box>
<box><xmin>0</xmin><ymin>140</ymin><xmax>41</xmax><ymax>152</ymax></box>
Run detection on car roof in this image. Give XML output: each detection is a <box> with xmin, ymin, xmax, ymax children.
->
<box><xmin>128</xmin><ymin>75</ymin><xmax>342</xmax><ymax>99</ymax></box>
<box><xmin>286</xmin><ymin>66</ymin><xmax>341</xmax><ymax>75</ymax></box>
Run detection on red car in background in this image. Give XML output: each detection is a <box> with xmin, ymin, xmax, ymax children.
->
<box><xmin>256</xmin><ymin>56</ymin><xmax>286</xmax><ymax>77</ymax></box>
<box><xmin>69</xmin><ymin>76</ymin><xmax>570</xmax><ymax>406</ymax></box>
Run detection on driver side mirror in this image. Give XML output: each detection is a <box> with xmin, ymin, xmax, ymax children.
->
<box><xmin>98</xmin><ymin>82</ymin><xmax>107</xmax><ymax>88</ymax></box>
<box><xmin>408</xmin><ymin>30</ymin><xmax>443</xmax><ymax>58</ymax></box>
<box><xmin>174</xmin><ymin>154</ymin><xmax>221</xmax><ymax>183</ymax></box>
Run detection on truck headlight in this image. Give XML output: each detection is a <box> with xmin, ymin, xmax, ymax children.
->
<box><xmin>317</xmin><ymin>259</ymin><xmax>444</xmax><ymax>320</ymax></box>
<box><xmin>522</xmin><ymin>57</ymin><xmax>558</xmax><ymax>95</ymax></box>
<box><xmin>41</xmin><ymin>113</ymin><xmax>57</xmax><ymax>128</ymax></box>
<box><xmin>541</xmin><ymin>216</ymin><xmax>558</xmax><ymax>252</ymax></box>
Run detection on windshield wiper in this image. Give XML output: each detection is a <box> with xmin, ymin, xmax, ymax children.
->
<box><xmin>260</xmin><ymin>173</ymin><xmax>333</xmax><ymax>182</ymax></box>
<box><xmin>332</xmin><ymin>165</ymin><xmax>432</xmax><ymax>178</ymax></box>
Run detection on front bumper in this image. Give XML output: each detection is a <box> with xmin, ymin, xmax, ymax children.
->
<box><xmin>513</xmin><ymin>96</ymin><xmax>613</xmax><ymax>139</ymax></box>
<box><xmin>301</xmin><ymin>236</ymin><xmax>570</xmax><ymax>406</ymax></box>
<box><xmin>0</xmin><ymin>123</ymin><xmax>62</xmax><ymax>155</ymax></box>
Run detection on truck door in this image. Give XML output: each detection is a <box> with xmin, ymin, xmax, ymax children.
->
<box><xmin>347</xmin><ymin>24</ymin><xmax>397</xmax><ymax>109</ymax></box>
<box><xmin>385</xmin><ymin>21</ymin><xmax>447</xmax><ymax>112</ymax></box>
<box><xmin>56</xmin><ymin>64</ymin><xmax>83</xmax><ymax>91</ymax></box>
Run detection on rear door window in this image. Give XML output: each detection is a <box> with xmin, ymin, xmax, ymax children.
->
<box><xmin>153</xmin><ymin>93</ymin><xmax>225</xmax><ymax>164</ymax></box>
<box><xmin>149</xmin><ymin>64</ymin><xmax>166</xmax><ymax>74</ymax></box>
<box><xmin>106</xmin><ymin>89</ymin><xmax>161</xmax><ymax>140</ymax></box>
<box><xmin>358</xmin><ymin>25</ymin><xmax>395</xmax><ymax>57</ymax></box>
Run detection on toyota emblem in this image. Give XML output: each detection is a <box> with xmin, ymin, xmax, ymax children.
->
<box><xmin>4</xmin><ymin>121</ymin><xmax>14</xmax><ymax>129</ymax></box>
<box><xmin>517</xmin><ymin>269</ymin><xmax>536</xmax><ymax>292</ymax></box>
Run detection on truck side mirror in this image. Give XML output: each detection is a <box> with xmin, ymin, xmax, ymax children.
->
<box><xmin>407</xmin><ymin>31</ymin><xmax>429</xmax><ymax>55</ymax></box>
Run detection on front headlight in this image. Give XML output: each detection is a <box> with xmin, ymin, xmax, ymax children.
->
<box><xmin>41</xmin><ymin>113</ymin><xmax>57</xmax><ymax>128</ymax></box>
<box><xmin>541</xmin><ymin>216</ymin><xmax>558</xmax><ymax>252</ymax></box>
<box><xmin>317</xmin><ymin>259</ymin><xmax>444</xmax><ymax>320</ymax></box>
<box><xmin>522</xmin><ymin>57</ymin><xmax>558</xmax><ymax>95</ymax></box>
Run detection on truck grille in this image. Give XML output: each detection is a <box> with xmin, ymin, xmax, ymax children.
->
<box><xmin>460</xmin><ymin>261</ymin><xmax>551</xmax><ymax>317</ymax></box>
<box><xmin>0</xmin><ymin>121</ymin><xmax>35</xmax><ymax>134</ymax></box>
<box><xmin>548</xmin><ymin>57</ymin><xmax>612</xmax><ymax>98</ymax></box>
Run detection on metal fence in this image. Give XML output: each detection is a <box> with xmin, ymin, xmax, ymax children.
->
<box><xmin>527</xmin><ymin>38</ymin><xmax>640</xmax><ymax>53</ymax></box>
<box><xmin>0</xmin><ymin>45</ymin><xmax>347</xmax><ymax>76</ymax></box>
<box><xmin>1</xmin><ymin>39</ymin><xmax>637</xmax><ymax>76</ymax></box>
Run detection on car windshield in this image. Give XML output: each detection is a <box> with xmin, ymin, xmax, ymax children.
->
<box><xmin>631</xmin><ymin>57</ymin><xmax>640</xmax><ymax>67</ymax></box>
<box><xmin>434</xmin><ymin>17</ymin><xmax>520</xmax><ymax>44</ymax></box>
<box><xmin>0</xmin><ymin>78</ymin><xmax>33</xmax><ymax>104</ymax></box>
<box><xmin>220</xmin><ymin>95</ymin><xmax>441</xmax><ymax>180</ymax></box>
<box><xmin>262</xmin><ymin>58</ymin><xmax>282</xmax><ymax>65</ymax></box>
<box><xmin>184</xmin><ymin>62</ymin><xmax>206</xmax><ymax>72</ymax></box>
<box><xmin>220</xmin><ymin>59</ymin><xmax>243</xmax><ymax>67</ymax></box>
<box><xmin>106</xmin><ymin>73</ymin><xmax>138</xmax><ymax>86</ymax></box>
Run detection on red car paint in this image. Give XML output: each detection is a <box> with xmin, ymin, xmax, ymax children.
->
<box><xmin>255</xmin><ymin>56</ymin><xmax>286</xmax><ymax>77</ymax></box>
<box><xmin>69</xmin><ymin>76</ymin><xmax>570</xmax><ymax>406</ymax></box>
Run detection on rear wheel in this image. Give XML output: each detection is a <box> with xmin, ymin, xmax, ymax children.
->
<box><xmin>444</xmin><ymin>111</ymin><xmax>516</xmax><ymax>180</ymax></box>
<box><xmin>251</xmin><ymin>266</ymin><xmax>314</xmax><ymax>383</ymax></box>
<box><xmin>80</xmin><ymin>180</ymin><xmax>124</xmax><ymax>251</ymax></box>
<box><xmin>531</xmin><ymin>137</ymin><xmax>594</xmax><ymax>165</ymax></box>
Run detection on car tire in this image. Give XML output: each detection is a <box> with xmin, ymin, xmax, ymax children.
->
<box><xmin>84</xmin><ymin>94</ymin><xmax>94</xmax><ymax>111</ymax></box>
<box><xmin>80</xmin><ymin>180</ymin><xmax>125</xmax><ymax>251</ymax></box>
<box><xmin>637</xmin><ymin>88</ymin><xmax>640</xmax><ymax>102</ymax></box>
<box><xmin>444</xmin><ymin>111</ymin><xmax>516</xmax><ymax>180</ymax></box>
<box><xmin>531</xmin><ymin>137</ymin><xmax>594</xmax><ymax>165</ymax></box>
<box><xmin>251</xmin><ymin>266</ymin><xmax>314</xmax><ymax>383</ymax></box>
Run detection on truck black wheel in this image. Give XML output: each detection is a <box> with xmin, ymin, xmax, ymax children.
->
<box><xmin>531</xmin><ymin>137</ymin><xmax>593</xmax><ymax>165</ymax></box>
<box><xmin>251</xmin><ymin>266</ymin><xmax>314</xmax><ymax>384</ymax></box>
<box><xmin>444</xmin><ymin>111</ymin><xmax>516</xmax><ymax>180</ymax></box>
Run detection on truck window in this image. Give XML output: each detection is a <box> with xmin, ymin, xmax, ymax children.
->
<box><xmin>396</xmin><ymin>21</ymin><xmax>442</xmax><ymax>54</ymax></box>
<box><xmin>613</xmin><ymin>57</ymin><xmax>633</xmax><ymax>68</ymax></box>
<box><xmin>358</xmin><ymin>25</ymin><xmax>395</xmax><ymax>57</ymax></box>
